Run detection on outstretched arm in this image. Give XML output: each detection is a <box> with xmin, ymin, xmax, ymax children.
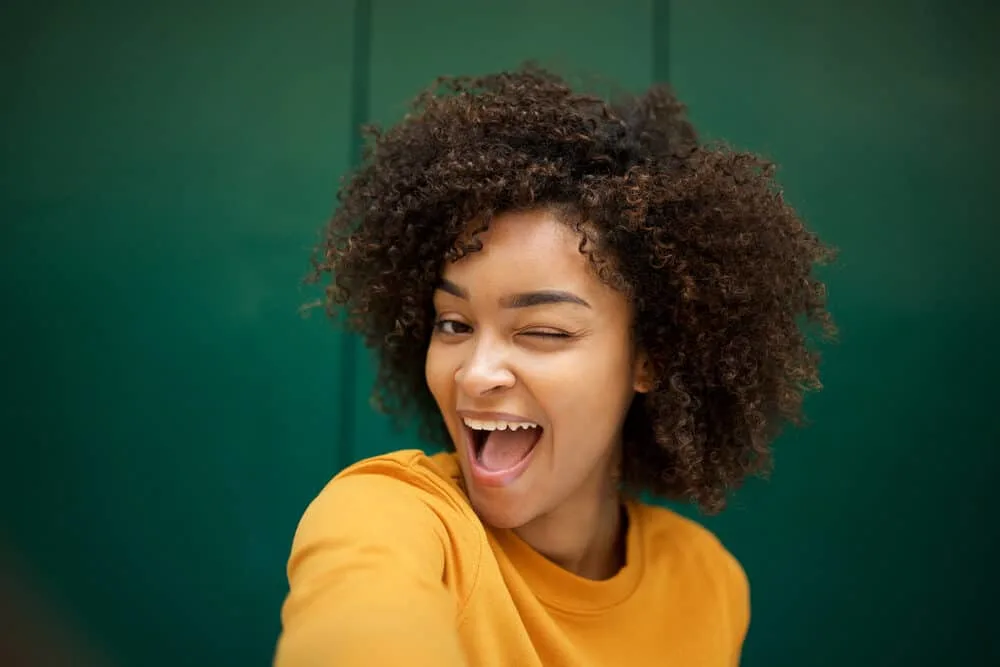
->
<box><xmin>274</xmin><ymin>474</ymin><xmax>468</xmax><ymax>666</ymax></box>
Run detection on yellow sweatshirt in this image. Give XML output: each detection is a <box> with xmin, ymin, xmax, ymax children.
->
<box><xmin>275</xmin><ymin>449</ymin><xmax>749</xmax><ymax>666</ymax></box>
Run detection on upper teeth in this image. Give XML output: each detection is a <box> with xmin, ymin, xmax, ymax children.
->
<box><xmin>463</xmin><ymin>418</ymin><xmax>538</xmax><ymax>431</ymax></box>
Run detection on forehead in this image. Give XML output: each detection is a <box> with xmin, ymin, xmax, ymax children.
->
<box><xmin>443</xmin><ymin>209</ymin><xmax>594</xmax><ymax>289</ymax></box>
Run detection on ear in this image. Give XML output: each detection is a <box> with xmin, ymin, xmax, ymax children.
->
<box><xmin>632</xmin><ymin>351</ymin><xmax>654</xmax><ymax>394</ymax></box>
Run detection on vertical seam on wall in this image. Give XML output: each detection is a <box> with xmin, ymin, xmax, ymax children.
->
<box><xmin>339</xmin><ymin>0</ymin><xmax>372</xmax><ymax>470</ymax></box>
<box><xmin>652</xmin><ymin>0</ymin><xmax>670</xmax><ymax>83</ymax></box>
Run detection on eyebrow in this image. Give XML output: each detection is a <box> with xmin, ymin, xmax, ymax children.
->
<box><xmin>437</xmin><ymin>278</ymin><xmax>591</xmax><ymax>309</ymax></box>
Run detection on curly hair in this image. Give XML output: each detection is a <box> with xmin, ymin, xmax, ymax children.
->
<box><xmin>308</xmin><ymin>64</ymin><xmax>835</xmax><ymax>514</ymax></box>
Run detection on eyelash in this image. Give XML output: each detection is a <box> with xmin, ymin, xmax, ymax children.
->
<box><xmin>434</xmin><ymin>319</ymin><xmax>472</xmax><ymax>335</ymax></box>
<box><xmin>433</xmin><ymin>319</ymin><xmax>571</xmax><ymax>339</ymax></box>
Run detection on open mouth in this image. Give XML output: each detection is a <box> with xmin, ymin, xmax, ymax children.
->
<box><xmin>463</xmin><ymin>418</ymin><xmax>543</xmax><ymax>473</ymax></box>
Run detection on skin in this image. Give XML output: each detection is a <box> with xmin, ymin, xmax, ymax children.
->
<box><xmin>425</xmin><ymin>208</ymin><xmax>652</xmax><ymax>580</ymax></box>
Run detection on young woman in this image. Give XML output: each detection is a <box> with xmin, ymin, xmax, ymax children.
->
<box><xmin>274</xmin><ymin>65</ymin><xmax>834</xmax><ymax>666</ymax></box>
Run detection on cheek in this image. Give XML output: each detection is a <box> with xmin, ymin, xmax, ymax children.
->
<box><xmin>530</xmin><ymin>343</ymin><xmax>635</xmax><ymax>426</ymax></box>
<box><xmin>425</xmin><ymin>342</ymin><xmax>457</xmax><ymax>405</ymax></box>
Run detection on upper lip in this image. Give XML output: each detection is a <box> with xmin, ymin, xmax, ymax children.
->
<box><xmin>457</xmin><ymin>409</ymin><xmax>539</xmax><ymax>424</ymax></box>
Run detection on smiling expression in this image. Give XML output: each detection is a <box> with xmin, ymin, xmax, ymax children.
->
<box><xmin>424</xmin><ymin>208</ymin><xmax>649</xmax><ymax>530</ymax></box>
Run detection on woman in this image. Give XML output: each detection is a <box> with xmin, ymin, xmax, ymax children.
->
<box><xmin>274</xmin><ymin>65</ymin><xmax>834</xmax><ymax>666</ymax></box>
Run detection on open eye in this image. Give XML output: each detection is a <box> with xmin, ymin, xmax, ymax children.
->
<box><xmin>434</xmin><ymin>319</ymin><xmax>472</xmax><ymax>336</ymax></box>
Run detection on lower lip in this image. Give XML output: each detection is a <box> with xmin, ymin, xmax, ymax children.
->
<box><xmin>465</xmin><ymin>427</ymin><xmax>540</xmax><ymax>488</ymax></box>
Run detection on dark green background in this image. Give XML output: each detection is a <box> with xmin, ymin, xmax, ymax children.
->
<box><xmin>2</xmin><ymin>0</ymin><xmax>996</xmax><ymax>665</ymax></box>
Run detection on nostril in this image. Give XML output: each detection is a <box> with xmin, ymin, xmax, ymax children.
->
<box><xmin>456</xmin><ymin>355</ymin><xmax>516</xmax><ymax>394</ymax></box>
<box><xmin>457</xmin><ymin>371</ymin><xmax>516</xmax><ymax>396</ymax></box>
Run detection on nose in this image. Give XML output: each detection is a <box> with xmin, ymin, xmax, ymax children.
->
<box><xmin>455</xmin><ymin>337</ymin><xmax>516</xmax><ymax>396</ymax></box>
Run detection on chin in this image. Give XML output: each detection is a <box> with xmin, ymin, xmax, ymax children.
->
<box><xmin>470</xmin><ymin>497</ymin><xmax>534</xmax><ymax>531</ymax></box>
<box><xmin>459</xmin><ymin>469</ymin><xmax>536</xmax><ymax>530</ymax></box>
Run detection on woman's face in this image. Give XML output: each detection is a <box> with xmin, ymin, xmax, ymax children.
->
<box><xmin>425</xmin><ymin>208</ymin><xmax>649</xmax><ymax>530</ymax></box>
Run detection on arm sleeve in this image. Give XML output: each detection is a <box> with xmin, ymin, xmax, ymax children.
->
<box><xmin>725</xmin><ymin>553</ymin><xmax>751</xmax><ymax>667</ymax></box>
<box><xmin>273</xmin><ymin>473</ymin><xmax>470</xmax><ymax>667</ymax></box>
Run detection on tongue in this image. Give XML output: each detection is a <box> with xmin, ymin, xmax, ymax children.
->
<box><xmin>479</xmin><ymin>428</ymin><xmax>539</xmax><ymax>471</ymax></box>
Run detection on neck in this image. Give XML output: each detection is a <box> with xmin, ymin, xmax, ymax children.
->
<box><xmin>513</xmin><ymin>472</ymin><xmax>626</xmax><ymax>580</ymax></box>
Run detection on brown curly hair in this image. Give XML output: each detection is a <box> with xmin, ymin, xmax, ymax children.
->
<box><xmin>308</xmin><ymin>65</ymin><xmax>835</xmax><ymax>514</ymax></box>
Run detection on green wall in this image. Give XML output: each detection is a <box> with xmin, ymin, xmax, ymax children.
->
<box><xmin>669</xmin><ymin>2</ymin><xmax>998</xmax><ymax>665</ymax></box>
<box><xmin>2</xmin><ymin>1</ymin><xmax>356</xmax><ymax>664</ymax></box>
<box><xmin>1</xmin><ymin>0</ymin><xmax>995</xmax><ymax>665</ymax></box>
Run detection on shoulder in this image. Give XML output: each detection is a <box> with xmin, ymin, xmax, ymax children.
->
<box><xmin>279</xmin><ymin>450</ymin><xmax>485</xmax><ymax>661</ymax></box>
<box><xmin>634</xmin><ymin>501</ymin><xmax>749</xmax><ymax>590</ymax></box>
<box><xmin>329</xmin><ymin>448</ymin><xmax>465</xmax><ymax>496</ymax></box>
<box><xmin>634</xmin><ymin>502</ymin><xmax>744</xmax><ymax>569</ymax></box>
<box><xmin>284</xmin><ymin>449</ymin><xmax>484</xmax><ymax>616</ymax></box>
<box><xmin>632</xmin><ymin>502</ymin><xmax>750</xmax><ymax>637</ymax></box>
<box><xmin>297</xmin><ymin>449</ymin><xmax>474</xmax><ymax>537</ymax></box>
